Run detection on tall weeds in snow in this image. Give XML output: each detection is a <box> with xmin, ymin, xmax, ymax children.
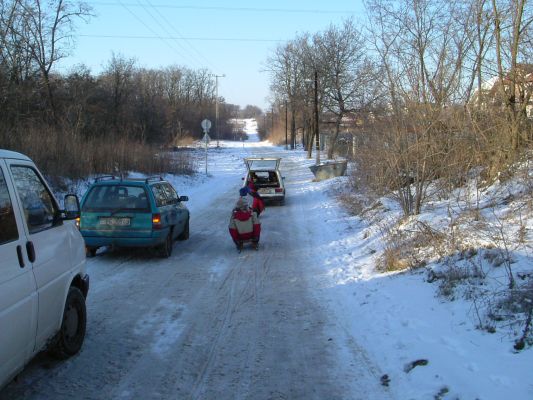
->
<box><xmin>3</xmin><ymin>125</ymin><xmax>196</xmax><ymax>189</ymax></box>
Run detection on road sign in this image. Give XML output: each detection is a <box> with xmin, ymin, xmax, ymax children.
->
<box><xmin>202</xmin><ymin>128</ymin><xmax>211</xmax><ymax>175</ymax></box>
<box><xmin>201</xmin><ymin>119</ymin><xmax>212</xmax><ymax>133</ymax></box>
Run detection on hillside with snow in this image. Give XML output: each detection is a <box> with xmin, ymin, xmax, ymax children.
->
<box><xmin>2</xmin><ymin>119</ymin><xmax>531</xmax><ymax>400</ymax></box>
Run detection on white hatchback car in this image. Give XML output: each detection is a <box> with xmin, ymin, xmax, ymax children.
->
<box><xmin>0</xmin><ymin>150</ymin><xmax>89</xmax><ymax>390</ymax></box>
<box><xmin>243</xmin><ymin>157</ymin><xmax>285</xmax><ymax>205</ymax></box>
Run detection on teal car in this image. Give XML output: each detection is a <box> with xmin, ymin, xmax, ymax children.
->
<box><xmin>79</xmin><ymin>176</ymin><xmax>189</xmax><ymax>258</ymax></box>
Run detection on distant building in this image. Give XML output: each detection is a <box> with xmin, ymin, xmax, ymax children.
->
<box><xmin>473</xmin><ymin>64</ymin><xmax>533</xmax><ymax>117</ymax></box>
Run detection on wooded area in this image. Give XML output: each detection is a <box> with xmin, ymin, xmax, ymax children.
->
<box><xmin>266</xmin><ymin>0</ymin><xmax>533</xmax><ymax>216</ymax></box>
<box><xmin>0</xmin><ymin>0</ymin><xmax>240</xmax><ymax>179</ymax></box>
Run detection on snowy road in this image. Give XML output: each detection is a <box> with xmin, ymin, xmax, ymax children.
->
<box><xmin>0</xmin><ymin>129</ymin><xmax>390</xmax><ymax>399</ymax></box>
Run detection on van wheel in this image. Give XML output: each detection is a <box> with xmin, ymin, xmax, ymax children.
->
<box><xmin>50</xmin><ymin>287</ymin><xmax>87</xmax><ymax>359</ymax></box>
<box><xmin>178</xmin><ymin>219</ymin><xmax>189</xmax><ymax>241</ymax></box>
<box><xmin>159</xmin><ymin>231</ymin><xmax>173</xmax><ymax>258</ymax></box>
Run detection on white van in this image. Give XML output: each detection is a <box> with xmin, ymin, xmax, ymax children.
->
<box><xmin>0</xmin><ymin>149</ymin><xmax>89</xmax><ymax>390</ymax></box>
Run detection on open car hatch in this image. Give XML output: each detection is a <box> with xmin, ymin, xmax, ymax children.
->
<box><xmin>244</xmin><ymin>157</ymin><xmax>281</xmax><ymax>171</ymax></box>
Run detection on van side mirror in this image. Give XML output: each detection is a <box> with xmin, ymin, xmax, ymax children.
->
<box><xmin>179</xmin><ymin>195</ymin><xmax>189</xmax><ymax>202</ymax></box>
<box><xmin>63</xmin><ymin>194</ymin><xmax>80</xmax><ymax>219</ymax></box>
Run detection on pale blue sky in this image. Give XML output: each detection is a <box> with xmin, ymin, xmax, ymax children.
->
<box><xmin>61</xmin><ymin>1</ymin><xmax>365</xmax><ymax>110</ymax></box>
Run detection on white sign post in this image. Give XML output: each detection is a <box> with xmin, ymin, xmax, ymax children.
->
<box><xmin>201</xmin><ymin>119</ymin><xmax>212</xmax><ymax>132</ymax></box>
<box><xmin>201</xmin><ymin>119</ymin><xmax>212</xmax><ymax>175</ymax></box>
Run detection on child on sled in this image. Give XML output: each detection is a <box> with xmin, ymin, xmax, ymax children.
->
<box><xmin>228</xmin><ymin>187</ymin><xmax>261</xmax><ymax>251</ymax></box>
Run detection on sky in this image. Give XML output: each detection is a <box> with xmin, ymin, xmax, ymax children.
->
<box><xmin>60</xmin><ymin>1</ymin><xmax>366</xmax><ymax>111</ymax></box>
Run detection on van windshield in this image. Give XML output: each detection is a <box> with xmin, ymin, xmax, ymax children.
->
<box><xmin>83</xmin><ymin>185</ymin><xmax>149</xmax><ymax>212</ymax></box>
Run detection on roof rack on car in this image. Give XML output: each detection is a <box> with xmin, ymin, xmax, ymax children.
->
<box><xmin>145</xmin><ymin>176</ymin><xmax>164</xmax><ymax>183</ymax></box>
<box><xmin>94</xmin><ymin>175</ymin><xmax>120</xmax><ymax>182</ymax></box>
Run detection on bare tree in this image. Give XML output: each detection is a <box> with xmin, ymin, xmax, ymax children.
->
<box><xmin>491</xmin><ymin>0</ymin><xmax>533</xmax><ymax>149</ymax></box>
<box><xmin>313</xmin><ymin>19</ymin><xmax>380</xmax><ymax>159</ymax></box>
<box><xmin>17</xmin><ymin>0</ymin><xmax>92</xmax><ymax>122</ymax></box>
<box><xmin>464</xmin><ymin>0</ymin><xmax>494</xmax><ymax>106</ymax></box>
<box><xmin>101</xmin><ymin>53</ymin><xmax>136</xmax><ymax>134</ymax></box>
<box><xmin>364</xmin><ymin>0</ymin><xmax>473</xmax><ymax>215</ymax></box>
<box><xmin>266</xmin><ymin>35</ymin><xmax>311</xmax><ymax>150</ymax></box>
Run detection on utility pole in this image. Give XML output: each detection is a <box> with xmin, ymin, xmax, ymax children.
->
<box><xmin>285</xmin><ymin>99</ymin><xmax>288</xmax><ymax>150</ymax></box>
<box><xmin>212</xmin><ymin>74</ymin><xmax>225</xmax><ymax>147</ymax></box>
<box><xmin>314</xmin><ymin>69</ymin><xmax>320</xmax><ymax>165</ymax></box>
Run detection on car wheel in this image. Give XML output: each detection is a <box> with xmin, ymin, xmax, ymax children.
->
<box><xmin>86</xmin><ymin>247</ymin><xmax>97</xmax><ymax>257</ymax></box>
<box><xmin>50</xmin><ymin>287</ymin><xmax>87</xmax><ymax>359</ymax></box>
<box><xmin>159</xmin><ymin>231</ymin><xmax>173</xmax><ymax>258</ymax></box>
<box><xmin>178</xmin><ymin>218</ymin><xmax>189</xmax><ymax>241</ymax></box>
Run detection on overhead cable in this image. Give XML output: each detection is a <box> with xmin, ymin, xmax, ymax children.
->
<box><xmin>92</xmin><ymin>2</ymin><xmax>360</xmax><ymax>14</ymax></box>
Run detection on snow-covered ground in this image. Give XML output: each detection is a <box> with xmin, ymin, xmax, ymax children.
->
<box><xmin>1</xmin><ymin>119</ymin><xmax>532</xmax><ymax>399</ymax></box>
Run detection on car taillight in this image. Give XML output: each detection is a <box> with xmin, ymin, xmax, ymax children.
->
<box><xmin>75</xmin><ymin>217</ymin><xmax>80</xmax><ymax>229</ymax></box>
<box><xmin>152</xmin><ymin>213</ymin><xmax>162</xmax><ymax>229</ymax></box>
<box><xmin>275</xmin><ymin>188</ymin><xmax>284</xmax><ymax>193</ymax></box>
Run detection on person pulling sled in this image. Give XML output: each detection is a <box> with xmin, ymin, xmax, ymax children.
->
<box><xmin>246</xmin><ymin>178</ymin><xmax>265</xmax><ymax>216</ymax></box>
<box><xmin>229</xmin><ymin>188</ymin><xmax>261</xmax><ymax>252</ymax></box>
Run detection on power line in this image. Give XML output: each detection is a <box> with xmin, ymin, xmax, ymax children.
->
<box><xmin>115</xmin><ymin>0</ymin><xmax>205</xmax><ymax>68</ymax></box>
<box><xmin>92</xmin><ymin>2</ymin><xmax>361</xmax><ymax>14</ymax></box>
<box><xmin>133</xmin><ymin>0</ymin><xmax>208</xmax><ymax>68</ymax></box>
<box><xmin>144</xmin><ymin>0</ymin><xmax>218</xmax><ymax>70</ymax></box>
<box><xmin>142</xmin><ymin>0</ymin><xmax>243</xmax><ymax>106</ymax></box>
<box><xmin>87</xmin><ymin>2</ymin><xmax>282</xmax><ymax>108</ymax></box>
<box><xmin>78</xmin><ymin>34</ymin><xmax>283</xmax><ymax>42</ymax></box>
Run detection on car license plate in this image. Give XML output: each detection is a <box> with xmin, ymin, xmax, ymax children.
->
<box><xmin>99</xmin><ymin>217</ymin><xmax>131</xmax><ymax>226</ymax></box>
<box><xmin>258</xmin><ymin>188</ymin><xmax>274</xmax><ymax>194</ymax></box>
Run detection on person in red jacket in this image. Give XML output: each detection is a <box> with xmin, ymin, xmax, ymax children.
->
<box><xmin>228</xmin><ymin>188</ymin><xmax>261</xmax><ymax>251</ymax></box>
<box><xmin>246</xmin><ymin>178</ymin><xmax>265</xmax><ymax>216</ymax></box>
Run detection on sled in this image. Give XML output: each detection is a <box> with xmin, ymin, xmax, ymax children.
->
<box><xmin>235</xmin><ymin>238</ymin><xmax>259</xmax><ymax>253</ymax></box>
<box><xmin>229</xmin><ymin>208</ymin><xmax>261</xmax><ymax>252</ymax></box>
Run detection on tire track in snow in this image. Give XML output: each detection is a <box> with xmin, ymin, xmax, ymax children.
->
<box><xmin>188</xmin><ymin>263</ymin><xmax>240</xmax><ymax>399</ymax></box>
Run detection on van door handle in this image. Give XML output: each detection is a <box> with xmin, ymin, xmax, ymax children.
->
<box><xmin>26</xmin><ymin>241</ymin><xmax>36</xmax><ymax>263</ymax></box>
<box><xmin>16</xmin><ymin>245</ymin><xmax>25</xmax><ymax>268</ymax></box>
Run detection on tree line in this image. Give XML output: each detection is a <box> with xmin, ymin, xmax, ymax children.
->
<box><xmin>267</xmin><ymin>0</ymin><xmax>533</xmax><ymax>216</ymax></box>
<box><xmin>0</xmin><ymin>0</ymin><xmax>239</xmax><ymax>180</ymax></box>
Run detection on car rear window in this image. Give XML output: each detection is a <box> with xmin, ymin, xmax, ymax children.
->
<box><xmin>83</xmin><ymin>185</ymin><xmax>149</xmax><ymax>212</ymax></box>
<box><xmin>250</xmin><ymin>171</ymin><xmax>280</xmax><ymax>186</ymax></box>
<box><xmin>248</xmin><ymin>160</ymin><xmax>278</xmax><ymax>170</ymax></box>
<box><xmin>150</xmin><ymin>184</ymin><xmax>168</xmax><ymax>207</ymax></box>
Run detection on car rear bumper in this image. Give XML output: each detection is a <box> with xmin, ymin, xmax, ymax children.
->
<box><xmin>81</xmin><ymin>229</ymin><xmax>167</xmax><ymax>248</ymax></box>
<box><xmin>259</xmin><ymin>193</ymin><xmax>285</xmax><ymax>202</ymax></box>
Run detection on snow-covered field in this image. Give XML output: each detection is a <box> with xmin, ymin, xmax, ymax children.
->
<box><xmin>1</xmin><ymin>119</ymin><xmax>532</xmax><ymax>399</ymax></box>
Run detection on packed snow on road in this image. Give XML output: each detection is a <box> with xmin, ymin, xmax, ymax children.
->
<box><xmin>1</xmin><ymin>119</ymin><xmax>532</xmax><ymax>400</ymax></box>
